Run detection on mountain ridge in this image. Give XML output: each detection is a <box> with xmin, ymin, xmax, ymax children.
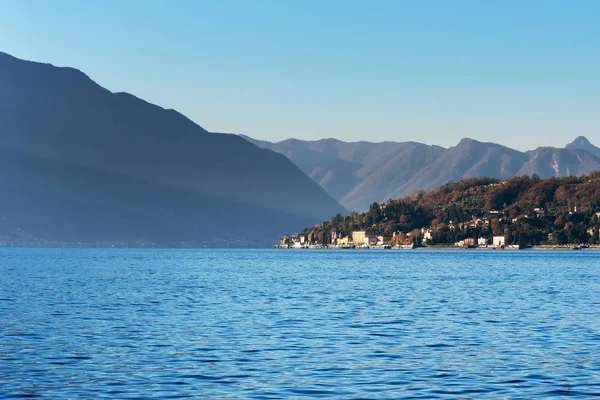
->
<box><xmin>0</xmin><ymin>51</ymin><xmax>346</xmax><ymax>246</ymax></box>
<box><xmin>242</xmin><ymin>135</ymin><xmax>600</xmax><ymax>211</ymax></box>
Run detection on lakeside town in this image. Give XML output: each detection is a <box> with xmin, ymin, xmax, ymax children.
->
<box><xmin>276</xmin><ymin>229</ymin><xmax>599</xmax><ymax>250</ymax></box>
<box><xmin>275</xmin><ymin>227</ymin><xmax>520</xmax><ymax>250</ymax></box>
<box><xmin>276</xmin><ymin>214</ymin><xmax>600</xmax><ymax>250</ymax></box>
<box><xmin>276</xmin><ymin>175</ymin><xmax>600</xmax><ymax>251</ymax></box>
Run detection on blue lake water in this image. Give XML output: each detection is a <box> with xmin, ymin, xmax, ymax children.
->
<box><xmin>1</xmin><ymin>248</ymin><xmax>600</xmax><ymax>398</ymax></box>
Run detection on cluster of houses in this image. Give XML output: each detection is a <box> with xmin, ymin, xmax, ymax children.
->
<box><xmin>276</xmin><ymin>230</ymin><xmax>419</xmax><ymax>249</ymax></box>
<box><xmin>333</xmin><ymin>231</ymin><xmax>394</xmax><ymax>248</ymax></box>
<box><xmin>276</xmin><ymin>229</ymin><xmax>513</xmax><ymax>249</ymax></box>
<box><xmin>446</xmin><ymin>208</ymin><xmax>550</xmax><ymax>230</ymax></box>
<box><xmin>276</xmin><ymin>208</ymin><xmax>600</xmax><ymax>250</ymax></box>
<box><xmin>454</xmin><ymin>236</ymin><xmax>510</xmax><ymax>248</ymax></box>
<box><xmin>276</xmin><ymin>233</ymin><xmax>322</xmax><ymax>249</ymax></box>
<box><xmin>447</xmin><ymin>211</ymin><xmax>499</xmax><ymax>230</ymax></box>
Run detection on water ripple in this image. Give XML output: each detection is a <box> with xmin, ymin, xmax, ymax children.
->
<box><xmin>1</xmin><ymin>248</ymin><xmax>600</xmax><ymax>398</ymax></box>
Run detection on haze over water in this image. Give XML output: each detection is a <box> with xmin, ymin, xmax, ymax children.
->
<box><xmin>2</xmin><ymin>248</ymin><xmax>600</xmax><ymax>398</ymax></box>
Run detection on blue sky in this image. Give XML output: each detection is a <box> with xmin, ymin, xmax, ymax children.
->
<box><xmin>0</xmin><ymin>0</ymin><xmax>598</xmax><ymax>150</ymax></box>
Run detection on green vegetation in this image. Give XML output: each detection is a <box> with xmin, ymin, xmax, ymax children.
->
<box><xmin>302</xmin><ymin>173</ymin><xmax>600</xmax><ymax>247</ymax></box>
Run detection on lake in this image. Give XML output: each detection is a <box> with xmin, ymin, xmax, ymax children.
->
<box><xmin>1</xmin><ymin>248</ymin><xmax>600</xmax><ymax>398</ymax></box>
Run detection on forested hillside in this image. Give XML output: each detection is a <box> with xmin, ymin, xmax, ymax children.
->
<box><xmin>300</xmin><ymin>174</ymin><xmax>600</xmax><ymax>246</ymax></box>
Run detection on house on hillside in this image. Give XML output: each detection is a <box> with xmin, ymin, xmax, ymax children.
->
<box><xmin>289</xmin><ymin>233</ymin><xmax>307</xmax><ymax>248</ymax></box>
<box><xmin>493</xmin><ymin>236</ymin><xmax>505</xmax><ymax>247</ymax></box>
<box><xmin>352</xmin><ymin>231</ymin><xmax>377</xmax><ymax>247</ymax></box>
<box><xmin>330</xmin><ymin>231</ymin><xmax>343</xmax><ymax>246</ymax></box>
<box><xmin>339</xmin><ymin>236</ymin><xmax>352</xmax><ymax>247</ymax></box>
<box><xmin>422</xmin><ymin>229</ymin><xmax>432</xmax><ymax>243</ymax></box>
<box><xmin>377</xmin><ymin>234</ymin><xmax>392</xmax><ymax>245</ymax></box>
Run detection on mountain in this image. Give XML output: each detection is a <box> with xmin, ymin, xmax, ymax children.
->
<box><xmin>566</xmin><ymin>136</ymin><xmax>600</xmax><ymax>159</ymax></box>
<box><xmin>518</xmin><ymin>147</ymin><xmax>600</xmax><ymax>178</ymax></box>
<box><xmin>338</xmin><ymin>142</ymin><xmax>445</xmax><ymax>210</ymax></box>
<box><xmin>241</xmin><ymin>135</ymin><xmax>446</xmax><ymax>211</ymax></box>
<box><xmin>242</xmin><ymin>135</ymin><xmax>600</xmax><ymax>211</ymax></box>
<box><xmin>240</xmin><ymin>136</ymin><xmax>360</xmax><ymax>200</ymax></box>
<box><xmin>389</xmin><ymin>138</ymin><xmax>528</xmax><ymax>200</ymax></box>
<box><xmin>0</xmin><ymin>51</ymin><xmax>345</xmax><ymax>246</ymax></box>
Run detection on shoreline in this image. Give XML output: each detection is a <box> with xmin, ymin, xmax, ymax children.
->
<box><xmin>276</xmin><ymin>245</ymin><xmax>600</xmax><ymax>251</ymax></box>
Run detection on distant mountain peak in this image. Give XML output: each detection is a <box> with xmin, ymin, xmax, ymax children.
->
<box><xmin>455</xmin><ymin>138</ymin><xmax>490</xmax><ymax>149</ymax></box>
<box><xmin>565</xmin><ymin>136</ymin><xmax>600</xmax><ymax>159</ymax></box>
<box><xmin>567</xmin><ymin>136</ymin><xmax>592</xmax><ymax>148</ymax></box>
<box><xmin>247</xmin><ymin>133</ymin><xmax>600</xmax><ymax>211</ymax></box>
<box><xmin>457</xmin><ymin>137</ymin><xmax>478</xmax><ymax>145</ymax></box>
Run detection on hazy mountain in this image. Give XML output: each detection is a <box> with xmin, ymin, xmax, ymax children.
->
<box><xmin>566</xmin><ymin>136</ymin><xmax>600</xmax><ymax>159</ymax></box>
<box><xmin>240</xmin><ymin>136</ymin><xmax>364</xmax><ymax>200</ymax></box>
<box><xmin>0</xmin><ymin>51</ymin><xmax>345</xmax><ymax>246</ymax></box>
<box><xmin>518</xmin><ymin>147</ymin><xmax>600</xmax><ymax>178</ymax></box>
<box><xmin>339</xmin><ymin>142</ymin><xmax>445</xmax><ymax>209</ymax></box>
<box><xmin>243</xmin><ymin>135</ymin><xmax>600</xmax><ymax>211</ymax></box>
<box><xmin>241</xmin><ymin>135</ymin><xmax>447</xmax><ymax>210</ymax></box>
<box><xmin>392</xmin><ymin>139</ymin><xmax>528</xmax><ymax>198</ymax></box>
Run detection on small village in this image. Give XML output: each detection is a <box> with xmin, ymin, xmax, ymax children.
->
<box><xmin>276</xmin><ymin>228</ymin><xmax>513</xmax><ymax>250</ymax></box>
<box><xmin>275</xmin><ymin>206</ymin><xmax>521</xmax><ymax>250</ymax></box>
<box><xmin>275</xmin><ymin>174</ymin><xmax>600</xmax><ymax>251</ymax></box>
<box><xmin>276</xmin><ymin>205</ymin><xmax>600</xmax><ymax>250</ymax></box>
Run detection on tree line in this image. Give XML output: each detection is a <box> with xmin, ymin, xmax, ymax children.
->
<box><xmin>301</xmin><ymin>173</ymin><xmax>600</xmax><ymax>246</ymax></box>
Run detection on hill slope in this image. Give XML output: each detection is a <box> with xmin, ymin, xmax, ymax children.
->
<box><xmin>298</xmin><ymin>174</ymin><xmax>600</xmax><ymax>248</ymax></box>
<box><xmin>0</xmin><ymin>51</ymin><xmax>345</xmax><ymax>246</ymax></box>
<box><xmin>518</xmin><ymin>147</ymin><xmax>600</xmax><ymax>178</ymax></box>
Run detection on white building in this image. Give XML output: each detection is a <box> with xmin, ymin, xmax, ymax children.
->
<box><xmin>493</xmin><ymin>236</ymin><xmax>505</xmax><ymax>246</ymax></box>
<box><xmin>422</xmin><ymin>229</ymin><xmax>432</xmax><ymax>243</ymax></box>
<box><xmin>478</xmin><ymin>237</ymin><xmax>487</xmax><ymax>246</ymax></box>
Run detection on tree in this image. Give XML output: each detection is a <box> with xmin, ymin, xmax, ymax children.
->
<box><xmin>295</xmin><ymin>174</ymin><xmax>600</xmax><ymax>248</ymax></box>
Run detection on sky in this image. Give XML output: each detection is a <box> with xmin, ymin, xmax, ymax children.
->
<box><xmin>0</xmin><ymin>0</ymin><xmax>598</xmax><ymax>150</ymax></box>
